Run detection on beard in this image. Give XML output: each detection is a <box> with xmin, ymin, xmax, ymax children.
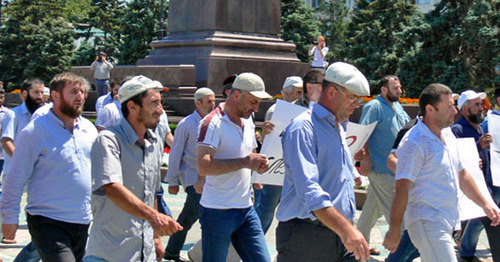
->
<box><xmin>25</xmin><ymin>94</ymin><xmax>43</xmax><ymax>114</ymax></box>
<box><xmin>386</xmin><ymin>92</ymin><xmax>400</xmax><ymax>102</ymax></box>
<box><xmin>468</xmin><ymin>111</ymin><xmax>484</xmax><ymax>124</ymax></box>
<box><xmin>60</xmin><ymin>94</ymin><xmax>83</xmax><ymax>118</ymax></box>
<box><xmin>138</xmin><ymin>108</ymin><xmax>160</xmax><ymax>129</ymax></box>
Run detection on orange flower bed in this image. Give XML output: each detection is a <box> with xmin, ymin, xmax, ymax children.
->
<box><xmin>11</xmin><ymin>89</ymin><xmax>21</xmax><ymax>93</ymax></box>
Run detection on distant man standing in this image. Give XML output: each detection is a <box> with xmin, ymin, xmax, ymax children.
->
<box><xmin>163</xmin><ymin>88</ymin><xmax>216</xmax><ymax>262</ymax></box>
<box><xmin>357</xmin><ymin>75</ymin><xmax>410</xmax><ymax>255</ymax></box>
<box><xmin>196</xmin><ymin>73</ymin><xmax>272</xmax><ymax>261</ymax></box>
<box><xmin>86</xmin><ymin>75</ymin><xmax>182</xmax><ymax>262</ymax></box>
<box><xmin>90</xmin><ymin>51</ymin><xmax>113</xmax><ymax>97</ymax></box>
<box><xmin>276</xmin><ymin>62</ymin><xmax>370</xmax><ymax>262</ymax></box>
<box><xmin>1</xmin><ymin>72</ymin><xmax>98</xmax><ymax>261</ymax></box>
<box><xmin>383</xmin><ymin>84</ymin><xmax>500</xmax><ymax>261</ymax></box>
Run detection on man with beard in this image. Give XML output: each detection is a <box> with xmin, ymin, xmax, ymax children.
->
<box><xmin>383</xmin><ymin>84</ymin><xmax>500</xmax><ymax>261</ymax></box>
<box><xmin>0</xmin><ymin>72</ymin><xmax>98</xmax><ymax>261</ymax></box>
<box><xmin>1</xmin><ymin>78</ymin><xmax>44</xmax><ymax>169</ymax></box>
<box><xmin>196</xmin><ymin>73</ymin><xmax>272</xmax><ymax>261</ymax></box>
<box><xmin>163</xmin><ymin>88</ymin><xmax>215</xmax><ymax>262</ymax></box>
<box><xmin>451</xmin><ymin>90</ymin><xmax>499</xmax><ymax>261</ymax></box>
<box><xmin>86</xmin><ymin>75</ymin><xmax>182</xmax><ymax>262</ymax></box>
<box><xmin>357</xmin><ymin>75</ymin><xmax>410</xmax><ymax>255</ymax></box>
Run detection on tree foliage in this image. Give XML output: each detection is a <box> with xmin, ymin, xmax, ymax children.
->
<box><xmin>118</xmin><ymin>0</ymin><xmax>168</xmax><ymax>65</ymax></box>
<box><xmin>318</xmin><ymin>0</ymin><xmax>350</xmax><ymax>62</ymax></box>
<box><xmin>399</xmin><ymin>0</ymin><xmax>499</xmax><ymax>97</ymax></box>
<box><xmin>344</xmin><ymin>0</ymin><xmax>427</xmax><ymax>94</ymax></box>
<box><xmin>280</xmin><ymin>0</ymin><xmax>320</xmax><ymax>62</ymax></box>
<box><xmin>0</xmin><ymin>0</ymin><xmax>75</xmax><ymax>89</ymax></box>
<box><xmin>88</xmin><ymin>0</ymin><xmax>125</xmax><ymax>61</ymax></box>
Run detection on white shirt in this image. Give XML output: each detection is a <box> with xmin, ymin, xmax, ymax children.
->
<box><xmin>90</xmin><ymin>60</ymin><xmax>113</xmax><ymax>80</ymax></box>
<box><xmin>197</xmin><ymin>107</ymin><xmax>257</xmax><ymax>209</ymax></box>
<box><xmin>311</xmin><ymin>46</ymin><xmax>329</xmax><ymax>68</ymax></box>
<box><xmin>95</xmin><ymin>101</ymin><xmax>122</xmax><ymax>129</ymax></box>
<box><xmin>396</xmin><ymin>121</ymin><xmax>462</xmax><ymax>230</ymax></box>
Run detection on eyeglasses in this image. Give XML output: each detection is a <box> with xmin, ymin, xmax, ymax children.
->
<box><xmin>334</xmin><ymin>85</ymin><xmax>362</xmax><ymax>103</ymax></box>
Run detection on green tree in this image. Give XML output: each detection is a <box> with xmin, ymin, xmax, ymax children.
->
<box><xmin>74</xmin><ymin>39</ymin><xmax>97</xmax><ymax>66</ymax></box>
<box><xmin>318</xmin><ymin>0</ymin><xmax>350</xmax><ymax>62</ymax></box>
<box><xmin>399</xmin><ymin>0</ymin><xmax>499</xmax><ymax>97</ymax></box>
<box><xmin>118</xmin><ymin>0</ymin><xmax>168</xmax><ymax>65</ymax></box>
<box><xmin>0</xmin><ymin>0</ymin><xmax>76</xmax><ymax>88</ymax></box>
<box><xmin>280</xmin><ymin>0</ymin><xmax>320</xmax><ymax>62</ymax></box>
<box><xmin>88</xmin><ymin>0</ymin><xmax>125</xmax><ymax>61</ymax></box>
<box><xmin>345</xmin><ymin>0</ymin><xmax>426</xmax><ymax>93</ymax></box>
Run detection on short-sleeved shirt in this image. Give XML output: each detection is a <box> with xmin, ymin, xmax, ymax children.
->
<box><xmin>31</xmin><ymin>102</ymin><xmax>53</xmax><ymax>121</ymax></box>
<box><xmin>165</xmin><ymin>110</ymin><xmax>202</xmax><ymax>187</ymax></box>
<box><xmin>197</xmin><ymin>106</ymin><xmax>257</xmax><ymax>209</ymax></box>
<box><xmin>86</xmin><ymin>118</ymin><xmax>162</xmax><ymax>262</ymax></box>
<box><xmin>396</xmin><ymin>121</ymin><xmax>462</xmax><ymax>230</ymax></box>
<box><xmin>360</xmin><ymin>95</ymin><xmax>410</xmax><ymax>175</ymax></box>
<box><xmin>95</xmin><ymin>101</ymin><xmax>122</xmax><ymax>129</ymax></box>
<box><xmin>0</xmin><ymin>111</ymin><xmax>97</xmax><ymax>224</ymax></box>
<box><xmin>90</xmin><ymin>60</ymin><xmax>113</xmax><ymax>80</ymax></box>
<box><xmin>95</xmin><ymin>93</ymin><xmax>114</xmax><ymax>115</ymax></box>
<box><xmin>1</xmin><ymin>103</ymin><xmax>33</xmax><ymax>173</ymax></box>
<box><xmin>0</xmin><ymin>106</ymin><xmax>12</xmax><ymax>160</ymax></box>
<box><xmin>311</xmin><ymin>46</ymin><xmax>329</xmax><ymax>68</ymax></box>
<box><xmin>276</xmin><ymin>103</ymin><xmax>356</xmax><ymax>222</ymax></box>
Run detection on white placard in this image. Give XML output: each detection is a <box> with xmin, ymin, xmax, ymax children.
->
<box><xmin>252</xmin><ymin>100</ymin><xmax>378</xmax><ymax>185</ymax></box>
<box><xmin>252</xmin><ymin>100</ymin><xmax>308</xmax><ymax>185</ymax></box>
<box><xmin>457</xmin><ymin>138</ymin><xmax>500</xmax><ymax>221</ymax></box>
<box><xmin>488</xmin><ymin>112</ymin><xmax>500</xmax><ymax>187</ymax></box>
<box><xmin>345</xmin><ymin>121</ymin><xmax>378</xmax><ymax>158</ymax></box>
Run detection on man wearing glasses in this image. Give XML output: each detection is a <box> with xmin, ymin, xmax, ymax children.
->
<box><xmin>276</xmin><ymin>62</ymin><xmax>371</xmax><ymax>261</ymax></box>
<box><xmin>357</xmin><ymin>75</ymin><xmax>411</xmax><ymax>255</ymax></box>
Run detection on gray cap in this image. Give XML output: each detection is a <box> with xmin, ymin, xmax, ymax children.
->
<box><xmin>324</xmin><ymin>62</ymin><xmax>370</xmax><ymax>96</ymax></box>
<box><xmin>194</xmin><ymin>87</ymin><xmax>215</xmax><ymax>101</ymax></box>
<box><xmin>232</xmin><ymin>73</ymin><xmax>272</xmax><ymax>99</ymax></box>
<box><xmin>119</xmin><ymin>75</ymin><xmax>163</xmax><ymax>103</ymax></box>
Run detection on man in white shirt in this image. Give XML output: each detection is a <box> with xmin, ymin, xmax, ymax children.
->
<box><xmin>383</xmin><ymin>83</ymin><xmax>500</xmax><ymax>261</ymax></box>
<box><xmin>196</xmin><ymin>73</ymin><xmax>272</xmax><ymax>261</ymax></box>
<box><xmin>90</xmin><ymin>51</ymin><xmax>113</xmax><ymax>97</ymax></box>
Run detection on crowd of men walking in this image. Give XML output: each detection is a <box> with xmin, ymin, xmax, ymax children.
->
<box><xmin>0</xmin><ymin>60</ymin><xmax>499</xmax><ymax>262</ymax></box>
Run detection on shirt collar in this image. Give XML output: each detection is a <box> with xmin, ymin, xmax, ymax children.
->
<box><xmin>457</xmin><ymin>115</ymin><xmax>482</xmax><ymax>134</ymax></box>
<box><xmin>46</xmin><ymin>110</ymin><xmax>82</xmax><ymax>130</ymax></box>
<box><xmin>376</xmin><ymin>95</ymin><xmax>398</xmax><ymax>110</ymax></box>
<box><xmin>119</xmin><ymin>118</ymin><xmax>157</xmax><ymax>145</ymax></box>
<box><xmin>416</xmin><ymin>119</ymin><xmax>442</xmax><ymax>142</ymax></box>
<box><xmin>312</xmin><ymin>103</ymin><xmax>348</xmax><ymax>130</ymax></box>
<box><xmin>20</xmin><ymin>102</ymin><xmax>30</xmax><ymax>115</ymax></box>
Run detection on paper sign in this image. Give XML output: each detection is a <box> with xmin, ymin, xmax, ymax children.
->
<box><xmin>252</xmin><ymin>100</ymin><xmax>308</xmax><ymax>185</ymax></box>
<box><xmin>457</xmin><ymin>138</ymin><xmax>500</xmax><ymax>221</ymax></box>
<box><xmin>488</xmin><ymin>112</ymin><xmax>500</xmax><ymax>187</ymax></box>
<box><xmin>345</xmin><ymin>121</ymin><xmax>378</xmax><ymax>158</ymax></box>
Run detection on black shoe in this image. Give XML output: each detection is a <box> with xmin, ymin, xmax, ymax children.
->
<box><xmin>164</xmin><ymin>255</ymin><xmax>190</xmax><ymax>262</ymax></box>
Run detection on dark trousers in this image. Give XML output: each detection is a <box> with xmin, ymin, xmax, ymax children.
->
<box><xmin>276</xmin><ymin>219</ymin><xmax>356</xmax><ymax>262</ymax></box>
<box><xmin>27</xmin><ymin>214</ymin><xmax>89</xmax><ymax>262</ymax></box>
<box><xmin>165</xmin><ymin>186</ymin><xmax>201</xmax><ymax>258</ymax></box>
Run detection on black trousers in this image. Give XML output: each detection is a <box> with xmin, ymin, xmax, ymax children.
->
<box><xmin>27</xmin><ymin>214</ymin><xmax>89</xmax><ymax>262</ymax></box>
<box><xmin>276</xmin><ymin>218</ymin><xmax>356</xmax><ymax>262</ymax></box>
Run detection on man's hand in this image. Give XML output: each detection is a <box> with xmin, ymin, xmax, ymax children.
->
<box><xmin>261</xmin><ymin>121</ymin><xmax>275</xmax><ymax>138</ymax></box>
<box><xmin>483</xmin><ymin>204</ymin><xmax>500</xmax><ymax>226</ymax></box>
<box><xmin>354</xmin><ymin>177</ymin><xmax>362</xmax><ymax>187</ymax></box>
<box><xmin>245</xmin><ymin>153</ymin><xmax>269</xmax><ymax>173</ymax></box>
<box><xmin>354</xmin><ymin>149</ymin><xmax>366</xmax><ymax>162</ymax></box>
<box><xmin>194</xmin><ymin>177</ymin><xmax>205</xmax><ymax>194</ymax></box>
<box><xmin>168</xmin><ymin>185</ymin><xmax>180</xmax><ymax>195</ymax></box>
<box><xmin>150</xmin><ymin>212</ymin><xmax>183</xmax><ymax>236</ymax></box>
<box><xmin>154</xmin><ymin>236</ymin><xmax>165</xmax><ymax>262</ymax></box>
<box><xmin>1</xmin><ymin>224</ymin><xmax>18</xmax><ymax>244</ymax></box>
<box><xmin>253</xmin><ymin>183</ymin><xmax>264</xmax><ymax>190</ymax></box>
<box><xmin>360</xmin><ymin>156</ymin><xmax>371</xmax><ymax>176</ymax></box>
<box><xmin>339</xmin><ymin>227</ymin><xmax>370</xmax><ymax>262</ymax></box>
<box><xmin>479</xmin><ymin>133</ymin><xmax>493</xmax><ymax>149</ymax></box>
<box><xmin>382</xmin><ymin>228</ymin><xmax>401</xmax><ymax>253</ymax></box>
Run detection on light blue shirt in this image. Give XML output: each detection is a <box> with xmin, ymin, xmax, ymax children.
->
<box><xmin>1</xmin><ymin>102</ymin><xmax>34</xmax><ymax>173</ymax></box>
<box><xmin>0</xmin><ymin>111</ymin><xmax>98</xmax><ymax>224</ymax></box>
<box><xmin>360</xmin><ymin>95</ymin><xmax>410</xmax><ymax>175</ymax></box>
<box><xmin>0</xmin><ymin>105</ymin><xmax>12</xmax><ymax>160</ymax></box>
<box><xmin>95</xmin><ymin>93</ymin><xmax>114</xmax><ymax>115</ymax></box>
<box><xmin>276</xmin><ymin>103</ymin><xmax>356</xmax><ymax>222</ymax></box>
<box><xmin>165</xmin><ymin>110</ymin><xmax>202</xmax><ymax>187</ymax></box>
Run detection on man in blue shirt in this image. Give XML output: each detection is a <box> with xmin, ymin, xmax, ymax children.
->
<box><xmin>0</xmin><ymin>72</ymin><xmax>98</xmax><ymax>261</ymax></box>
<box><xmin>276</xmin><ymin>62</ymin><xmax>370</xmax><ymax>262</ymax></box>
<box><xmin>357</xmin><ymin>75</ymin><xmax>410</xmax><ymax>255</ymax></box>
<box><xmin>452</xmin><ymin>90</ymin><xmax>499</xmax><ymax>262</ymax></box>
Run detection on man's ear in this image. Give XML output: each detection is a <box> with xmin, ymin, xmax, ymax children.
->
<box><xmin>51</xmin><ymin>90</ymin><xmax>60</xmax><ymax>103</ymax></box>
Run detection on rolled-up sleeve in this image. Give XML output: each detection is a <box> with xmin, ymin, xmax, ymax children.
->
<box><xmin>91</xmin><ymin>131</ymin><xmax>123</xmax><ymax>193</ymax></box>
<box><xmin>0</xmin><ymin>128</ymin><xmax>37</xmax><ymax>224</ymax></box>
<box><xmin>1</xmin><ymin>110</ymin><xmax>15</xmax><ymax>140</ymax></box>
<box><xmin>282</xmin><ymin>123</ymin><xmax>332</xmax><ymax>214</ymax></box>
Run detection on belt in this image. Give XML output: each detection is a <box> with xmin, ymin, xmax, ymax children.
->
<box><xmin>292</xmin><ymin>218</ymin><xmax>328</xmax><ymax>228</ymax></box>
<box><xmin>95</xmin><ymin>78</ymin><xmax>108</xmax><ymax>81</ymax></box>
